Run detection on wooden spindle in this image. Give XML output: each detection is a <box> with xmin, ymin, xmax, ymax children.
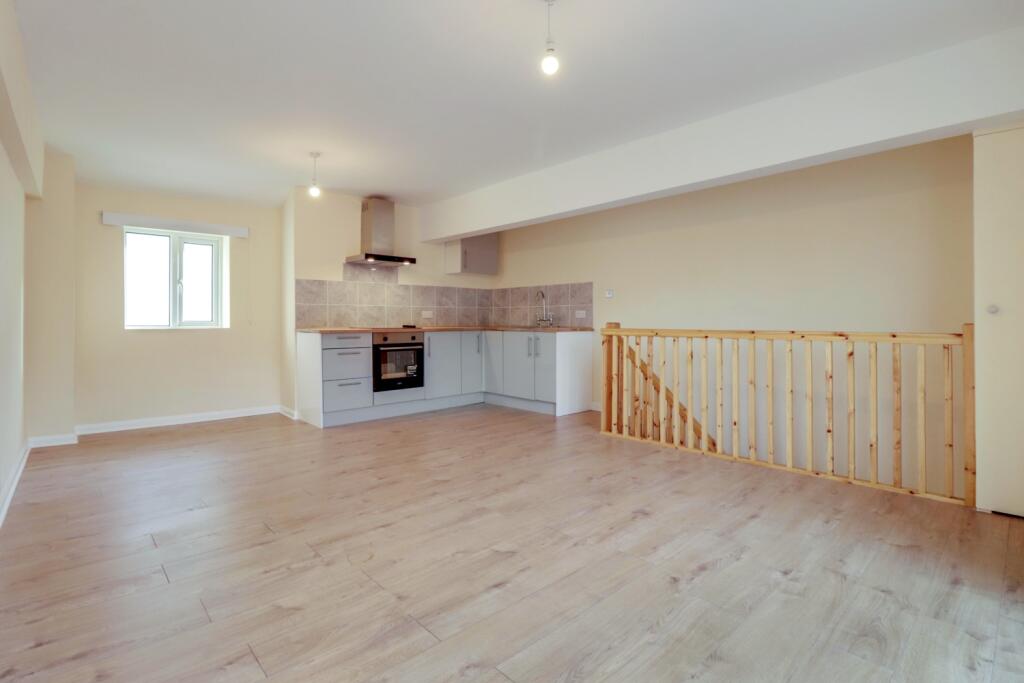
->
<box><xmin>716</xmin><ymin>338</ymin><xmax>724</xmax><ymax>451</ymax></box>
<box><xmin>659</xmin><ymin>337</ymin><xmax>667</xmax><ymax>444</ymax></box>
<box><xmin>847</xmin><ymin>341</ymin><xmax>856</xmax><ymax>481</ymax></box>
<box><xmin>892</xmin><ymin>344</ymin><xmax>902</xmax><ymax>488</ymax></box>
<box><xmin>646</xmin><ymin>336</ymin><xmax>654</xmax><ymax>440</ymax></box>
<box><xmin>963</xmin><ymin>324</ymin><xmax>976</xmax><ymax>507</ymax></box>
<box><xmin>672</xmin><ymin>337</ymin><xmax>680</xmax><ymax>447</ymax></box>
<box><xmin>805</xmin><ymin>341</ymin><xmax>814</xmax><ymax>473</ymax></box>
<box><xmin>616</xmin><ymin>337</ymin><xmax>625</xmax><ymax>434</ymax></box>
<box><xmin>702</xmin><ymin>337</ymin><xmax>710</xmax><ymax>452</ymax></box>
<box><xmin>611</xmin><ymin>335</ymin><xmax>619</xmax><ymax>435</ymax></box>
<box><xmin>767</xmin><ymin>340</ymin><xmax>775</xmax><ymax>465</ymax></box>
<box><xmin>917</xmin><ymin>344</ymin><xmax>926</xmax><ymax>494</ymax></box>
<box><xmin>732</xmin><ymin>340</ymin><xmax>740</xmax><ymax>458</ymax></box>
<box><xmin>748</xmin><ymin>340</ymin><xmax>757</xmax><ymax>460</ymax></box>
<box><xmin>686</xmin><ymin>338</ymin><xmax>695</xmax><ymax>449</ymax></box>
<box><xmin>825</xmin><ymin>342</ymin><xmax>834</xmax><ymax>475</ymax></box>
<box><xmin>624</xmin><ymin>337</ymin><xmax>633</xmax><ymax>437</ymax></box>
<box><xmin>785</xmin><ymin>340</ymin><xmax>794</xmax><ymax>469</ymax></box>
<box><xmin>943</xmin><ymin>344</ymin><xmax>954</xmax><ymax>498</ymax></box>
<box><xmin>869</xmin><ymin>342</ymin><xmax>878</xmax><ymax>484</ymax></box>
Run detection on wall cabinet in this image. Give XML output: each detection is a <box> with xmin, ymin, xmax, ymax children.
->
<box><xmin>460</xmin><ymin>331</ymin><xmax>484</xmax><ymax>394</ymax></box>
<box><xmin>443</xmin><ymin>233</ymin><xmax>499</xmax><ymax>275</ymax></box>
<box><xmin>425</xmin><ymin>332</ymin><xmax>462</xmax><ymax>399</ymax></box>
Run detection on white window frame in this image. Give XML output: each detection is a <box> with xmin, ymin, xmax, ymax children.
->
<box><xmin>123</xmin><ymin>226</ymin><xmax>225</xmax><ymax>329</ymax></box>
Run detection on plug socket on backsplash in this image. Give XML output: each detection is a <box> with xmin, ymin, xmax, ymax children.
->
<box><xmin>294</xmin><ymin>277</ymin><xmax>593</xmax><ymax>329</ymax></box>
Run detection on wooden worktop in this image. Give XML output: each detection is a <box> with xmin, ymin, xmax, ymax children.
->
<box><xmin>298</xmin><ymin>325</ymin><xmax>594</xmax><ymax>333</ymax></box>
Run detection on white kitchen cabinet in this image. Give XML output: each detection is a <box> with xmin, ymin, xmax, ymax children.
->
<box><xmin>460</xmin><ymin>331</ymin><xmax>484</xmax><ymax>394</ymax></box>
<box><xmin>482</xmin><ymin>331</ymin><xmax>503</xmax><ymax>393</ymax></box>
<box><xmin>532</xmin><ymin>332</ymin><xmax>556</xmax><ymax>403</ymax></box>
<box><xmin>425</xmin><ymin>332</ymin><xmax>462</xmax><ymax>399</ymax></box>
<box><xmin>501</xmin><ymin>331</ymin><xmax>535</xmax><ymax>400</ymax></box>
<box><xmin>443</xmin><ymin>233</ymin><xmax>499</xmax><ymax>275</ymax></box>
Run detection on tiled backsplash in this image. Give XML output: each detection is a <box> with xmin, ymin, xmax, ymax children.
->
<box><xmin>296</xmin><ymin>265</ymin><xmax>593</xmax><ymax>329</ymax></box>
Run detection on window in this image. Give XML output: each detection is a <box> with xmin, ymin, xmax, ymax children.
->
<box><xmin>124</xmin><ymin>227</ymin><xmax>227</xmax><ymax>328</ymax></box>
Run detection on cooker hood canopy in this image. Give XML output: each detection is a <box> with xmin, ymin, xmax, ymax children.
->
<box><xmin>345</xmin><ymin>197</ymin><xmax>416</xmax><ymax>267</ymax></box>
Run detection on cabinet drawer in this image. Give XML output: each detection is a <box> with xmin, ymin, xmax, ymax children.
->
<box><xmin>322</xmin><ymin>348</ymin><xmax>372</xmax><ymax>380</ymax></box>
<box><xmin>321</xmin><ymin>332</ymin><xmax>371</xmax><ymax>349</ymax></box>
<box><xmin>323</xmin><ymin>378</ymin><xmax>372</xmax><ymax>412</ymax></box>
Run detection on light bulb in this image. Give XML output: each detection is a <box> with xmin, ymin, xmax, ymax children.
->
<box><xmin>541</xmin><ymin>50</ymin><xmax>559</xmax><ymax>75</ymax></box>
<box><xmin>308</xmin><ymin>184</ymin><xmax>321</xmax><ymax>198</ymax></box>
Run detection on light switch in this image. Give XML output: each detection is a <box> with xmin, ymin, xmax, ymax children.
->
<box><xmin>605</xmin><ymin>289</ymin><xmax>614</xmax><ymax>299</ymax></box>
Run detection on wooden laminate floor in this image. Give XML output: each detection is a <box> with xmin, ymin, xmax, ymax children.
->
<box><xmin>0</xmin><ymin>405</ymin><xmax>1021</xmax><ymax>682</ymax></box>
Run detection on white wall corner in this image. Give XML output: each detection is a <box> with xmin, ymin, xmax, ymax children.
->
<box><xmin>0</xmin><ymin>444</ymin><xmax>31</xmax><ymax>529</ymax></box>
<box><xmin>278</xmin><ymin>405</ymin><xmax>297</xmax><ymax>419</ymax></box>
<box><xmin>0</xmin><ymin>0</ymin><xmax>45</xmax><ymax>195</ymax></box>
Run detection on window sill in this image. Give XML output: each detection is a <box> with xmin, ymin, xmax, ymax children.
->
<box><xmin>125</xmin><ymin>326</ymin><xmax>229</xmax><ymax>331</ymax></box>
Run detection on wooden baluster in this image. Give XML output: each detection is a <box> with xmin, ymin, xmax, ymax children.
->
<box><xmin>847</xmin><ymin>341</ymin><xmax>856</xmax><ymax>481</ymax></box>
<box><xmin>825</xmin><ymin>342</ymin><xmax>834</xmax><ymax>475</ymax></box>
<box><xmin>624</xmin><ymin>337</ymin><xmax>633</xmax><ymax>437</ymax></box>
<box><xmin>647</xmin><ymin>335</ymin><xmax>655</xmax><ymax>438</ymax></box>
<box><xmin>659</xmin><ymin>337</ymin><xmax>667</xmax><ymax>444</ymax></box>
<box><xmin>917</xmin><ymin>344</ymin><xmax>926</xmax><ymax>494</ymax></box>
<box><xmin>687</xmin><ymin>338</ymin><xmax>695</xmax><ymax>449</ymax></box>
<box><xmin>611</xmin><ymin>335</ymin><xmax>619</xmax><ymax>435</ymax></box>
<box><xmin>869</xmin><ymin>342</ymin><xmax>878</xmax><ymax>483</ymax></box>
<box><xmin>732</xmin><ymin>339</ymin><xmax>740</xmax><ymax>458</ymax></box>
<box><xmin>616</xmin><ymin>336</ymin><xmax>625</xmax><ymax>435</ymax></box>
<box><xmin>943</xmin><ymin>344</ymin><xmax>954</xmax><ymax>498</ymax></box>
<box><xmin>672</xmin><ymin>337</ymin><xmax>680</xmax><ymax>447</ymax></box>
<box><xmin>702</xmin><ymin>337</ymin><xmax>710</xmax><ymax>452</ymax></box>
<box><xmin>602</xmin><ymin>332</ymin><xmax>610</xmax><ymax>432</ymax></box>
<box><xmin>805</xmin><ymin>340</ymin><xmax>814</xmax><ymax>473</ymax></box>
<box><xmin>716</xmin><ymin>338</ymin><xmax>724</xmax><ymax>451</ymax></box>
<box><xmin>892</xmin><ymin>344</ymin><xmax>902</xmax><ymax>488</ymax></box>
<box><xmin>786</xmin><ymin>340</ymin><xmax>794</xmax><ymax>469</ymax></box>
<box><xmin>963</xmin><ymin>324</ymin><xmax>976</xmax><ymax>507</ymax></box>
<box><xmin>748</xmin><ymin>339</ymin><xmax>757</xmax><ymax>461</ymax></box>
<box><xmin>767</xmin><ymin>340</ymin><xmax>775</xmax><ymax>465</ymax></box>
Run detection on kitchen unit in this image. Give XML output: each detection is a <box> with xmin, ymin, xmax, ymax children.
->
<box><xmin>296</xmin><ymin>327</ymin><xmax>592</xmax><ymax>428</ymax></box>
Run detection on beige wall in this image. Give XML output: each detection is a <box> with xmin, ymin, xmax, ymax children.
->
<box><xmin>0</xmin><ymin>140</ymin><xmax>25</xmax><ymax>510</ymax></box>
<box><xmin>24</xmin><ymin>147</ymin><xmax>75</xmax><ymax>438</ymax></box>
<box><xmin>498</xmin><ymin>137</ymin><xmax>973</xmax><ymax>333</ymax></box>
<box><xmin>74</xmin><ymin>183</ymin><xmax>283</xmax><ymax>426</ymax></box>
<box><xmin>973</xmin><ymin>124</ymin><xmax>1024</xmax><ymax>516</ymax></box>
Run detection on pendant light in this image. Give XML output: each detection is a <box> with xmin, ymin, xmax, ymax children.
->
<box><xmin>308</xmin><ymin>152</ymin><xmax>321</xmax><ymax>198</ymax></box>
<box><xmin>540</xmin><ymin>0</ymin><xmax>559</xmax><ymax>76</ymax></box>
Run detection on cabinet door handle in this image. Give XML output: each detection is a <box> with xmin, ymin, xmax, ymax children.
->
<box><xmin>336</xmin><ymin>381</ymin><xmax>361</xmax><ymax>387</ymax></box>
<box><xmin>527</xmin><ymin>336</ymin><xmax>532</xmax><ymax>357</ymax></box>
<box><xmin>428</xmin><ymin>337</ymin><xmax>432</xmax><ymax>357</ymax></box>
<box><xmin>477</xmin><ymin>333</ymin><xmax>481</xmax><ymax>354</ymax></box>
<box><xmin>336</xmin><ymin>351</ymin><xmax>360</xmax><ymax>356</ymax></box>
<box><xmin>335</xmin><ymin>335</ymin><xmax>361</xmax><ymax>340</ymax></box>
<box><xmin>534</xmin><ymin>335</ymin><xmax>540</xmax><ymax>357</ymax></box>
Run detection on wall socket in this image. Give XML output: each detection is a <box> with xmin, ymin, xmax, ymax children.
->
<box><xmin>575</xmin><ymin>310</ymin><xmax>586</xmax><ymax>319</ymax></box>
<box><xmin>605</xmin><ymin>289</ymin><xmax>614</xmax><ymax>299</ymax></box>
<box><xmin>421</xmin><ymin>310</ymin><xmax>434</xmax><ymax>318</ymax></box>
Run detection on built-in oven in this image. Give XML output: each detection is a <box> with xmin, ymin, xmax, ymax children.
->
<box><xmin>372</xmin><ymin>331</ymin><xmax>424</xmax><ymax>392</ymax></box>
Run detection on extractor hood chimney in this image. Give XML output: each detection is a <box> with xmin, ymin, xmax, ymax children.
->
<box><xmin>345</xmin><ymin>198</ymin><xmax>416</xmax><ymax>267</ymax></box>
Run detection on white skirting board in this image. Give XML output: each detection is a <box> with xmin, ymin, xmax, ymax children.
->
<box><xmin>0</xmin><ymin>445</ymin><xmax>31</xmax><ymax>530</ymax></box>
<box><xmin>27</xmin><ymin>433</ymin><xmax>79</xmax><ymax>448</ymax></box>
<box><xmin>75</xmin><ymin>405</ymin><xmax>293</xmax><ymax>436</ymax></box>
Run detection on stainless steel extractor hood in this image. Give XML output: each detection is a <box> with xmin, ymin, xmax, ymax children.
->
<box><xmin>345</xmin><ymin>197</ymin><xmax>416</xmax><ymax>267</ymax></box>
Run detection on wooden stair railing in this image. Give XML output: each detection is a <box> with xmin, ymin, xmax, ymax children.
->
<box><xmin>624</xmin><ymin>342</ymin><xmax>717</xmax><ymax>452</ymax></box>
<box><xmin>601</xmin><ymin>322</ymin><xmax>976</xmax><ymax>508</ymax></box>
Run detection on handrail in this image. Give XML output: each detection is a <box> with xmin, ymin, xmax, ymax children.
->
<box><xmin>601</xmin><ymin>322</ymin><xmax>976</xmax><ymax>508</ymax></box>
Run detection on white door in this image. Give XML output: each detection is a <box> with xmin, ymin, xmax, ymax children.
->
<box><xmin>483</xmin><ymin>331</ymin><xmax>503</xmax><ymax>394</ymax></box>
<box><xmin>460</xmin><ymin>331</ymin><xmax>484</xmax><ymax>394</ymax></box>
<box><xmin>533</xmin><ymin>332</ymin><xmax>556</xmax><ymax>403</ymax></box>
<box><xmin>502</xmin><ymin>331</ymin><xmax>535</xmax><ymax>400</ymax></box>
<box><xmin>425</xmin><ymin>332</ymin><xmax>462</xmax><ymax>399</ymax></box>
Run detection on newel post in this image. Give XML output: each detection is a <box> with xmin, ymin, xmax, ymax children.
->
<box><xmin>962</xmin><ymin>323</ymin><xmax>976</xmax><ymax>507</ymax></box>
<box><xmin>602</xmin><ymin>322</ymin><xmax>620</xmax><ymax>432</ymax></box>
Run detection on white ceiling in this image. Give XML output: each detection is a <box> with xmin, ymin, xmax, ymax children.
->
<box><xmin>15</xmin><ymin>0</ymin><xmax>1024</xmax><ymax>205</ymax></box>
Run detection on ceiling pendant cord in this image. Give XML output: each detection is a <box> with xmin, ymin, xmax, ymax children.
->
<box><xmin>541</xmin><ymin>0</ymin><xmax>560</xmax><ymax>75</ymax></box>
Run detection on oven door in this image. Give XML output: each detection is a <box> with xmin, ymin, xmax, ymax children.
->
<box><xmin>373</xmin><ymin>344</ymin><xmax>424</xmax><ymax>391</ymax></box>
